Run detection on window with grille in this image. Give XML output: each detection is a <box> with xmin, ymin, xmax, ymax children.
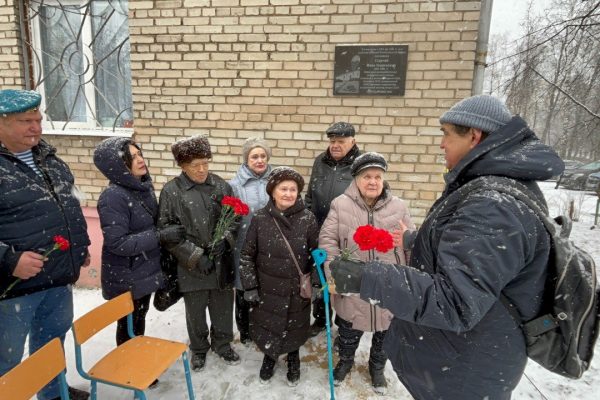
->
<box><xmin>25</xmin><ymin>0</ymin><xmax>133</xmax><ymax>135</ymax></box>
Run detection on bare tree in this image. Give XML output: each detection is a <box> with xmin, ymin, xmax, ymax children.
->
<box><xmin>486</xmin><ymin>0</ymin><xmax>600</xmax><ymax>160</ymax></box>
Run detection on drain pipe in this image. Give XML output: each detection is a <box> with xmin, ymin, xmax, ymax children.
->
<box><xmin>472</xmin><ymin>0</ymin><xmax>494</xmax><ymax>95</ymax></box>
<box><xmin>17</xmin><ymin>0</ymin><xmax>31</xmax><ymax>89</ymax></box>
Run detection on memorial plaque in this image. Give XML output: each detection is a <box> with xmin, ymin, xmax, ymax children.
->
<box><xmin>333</xmin><ymin>44</ymin><xmax>408</xmax><ymax>96</ymax></box>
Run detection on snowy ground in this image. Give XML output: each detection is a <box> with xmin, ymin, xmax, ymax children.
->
<box><xmin>60</xmin><ymin>181</ymin><xmax>600</xmax><ymax>400</ymax></box>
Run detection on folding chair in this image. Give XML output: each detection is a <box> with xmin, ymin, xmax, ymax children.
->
<box><xmin>72</xmin><ymin>291</ymin><xmax>195</xmax><ymax>400</ymax></box>
<box><xmin>0</xmin><ymin>337</ymin><xmax>70</xmax><ymax>400</ymax></box>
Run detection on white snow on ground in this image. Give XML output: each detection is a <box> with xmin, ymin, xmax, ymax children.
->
<box><xmin>60</xmin><ymin>181</ymin><xmax>600</xmax><ymax>399</ymax></box>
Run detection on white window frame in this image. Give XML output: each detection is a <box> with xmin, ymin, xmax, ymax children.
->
<box><xmin>29</xmin><ymin>0</ymin><xmax>133</xmax><ymax>137</ymax></box>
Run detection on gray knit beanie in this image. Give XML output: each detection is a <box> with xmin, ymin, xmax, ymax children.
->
<box><xmin>439</xmin><ymin>95</ymin><xmax>512</xmax><ymax>134</ymax></box>
<box><xmin>242</xmin><ymin>137</ymin><xmax>271</xmax><ymax>164</ymax></box>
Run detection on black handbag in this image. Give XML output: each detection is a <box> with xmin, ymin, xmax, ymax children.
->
<box><xmin>153</xmin><ymin>249</ymin><xmax>182</xmax><ymax>311</ymax></box>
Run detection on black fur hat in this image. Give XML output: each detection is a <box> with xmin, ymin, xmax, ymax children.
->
<box><xmin>266</xmin><ymin>166</ymin><xmax>305</xmax><ymax>196</ymax></box>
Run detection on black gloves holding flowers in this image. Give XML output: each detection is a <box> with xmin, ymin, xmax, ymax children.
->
<box><xmin>330</xmin><ymin>258</ymin><xmax>364</xmax><ymax>294</ymax></box>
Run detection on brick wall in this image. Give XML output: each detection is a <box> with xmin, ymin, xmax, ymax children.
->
<box><xmin>1</xmin><ymin>0</ymin><xmax>483</xmax><ymax>223</ymax></box>
<box><xmin>0</xmin><ymin>0</ymin><xmax>24</xmax><ymax>88</ymax></box>
<box><xmin>128</xmin><ymin>0</ymin><xmax>481</xmax><ymax>222</ymax></box>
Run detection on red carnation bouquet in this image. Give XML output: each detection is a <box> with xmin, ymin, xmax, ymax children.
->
<box><xmin>0</xmin><ymin>235</ymin><xmax>70</xmax><ymax>299</ymax></box>
<box><xmin>340</xmin><ymin>224</ymin><xmax>394</xmax><ymax>261</ymax></box>
<box><xmin>209</xmin><ymin>196</ymin><xmax>250</xmax><ymax>259</ymax></box>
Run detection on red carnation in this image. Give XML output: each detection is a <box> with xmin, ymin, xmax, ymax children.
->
<box><xmin>353</xmin><ymin>225</ymin><xmax>376</xmax><ymax>251</ymax></box>
<box><xmin>1</xmin><ymin>234</ymin><xmax>71</xmax><ymax>299</ymax></box>
<box><xmin>373</xmin><ymin>229</ymin><xmax>394</xmax><ymax>253</ymax></box>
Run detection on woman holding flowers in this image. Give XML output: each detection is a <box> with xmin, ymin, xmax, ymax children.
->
<box><xmin>319</xmin><ymin>152</ymin><xmax>415</xmax><ymax>395</ymax></box>
<box><xmin>158</xmin><ymin>135</ymin><xmax>241</xmax><ymax>371</ymax></box>
<box><xmin>228</xmin><ymin>137</ymin><xmax>273</xmax><ymax>345</ymax></box>
<box><xmin>240</xmin><ymin>167</ymin><xmax>319</xmax><ymax>386</ymax></box>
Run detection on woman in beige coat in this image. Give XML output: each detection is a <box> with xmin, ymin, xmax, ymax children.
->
<box><xmin>319</xmin><ymin>152</ymin><xmax>415</xmax><ymax>395</ymax></box>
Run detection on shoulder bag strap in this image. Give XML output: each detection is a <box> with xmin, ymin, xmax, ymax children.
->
<box><xmin>271</xmin><ymin>216</ymin><xmax>304</xmax><ymax>278</ymax></box>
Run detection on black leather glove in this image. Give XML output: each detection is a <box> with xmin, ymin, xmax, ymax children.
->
<box><xmin>243</xmin><ymin>289</ymin><xmax>260</xmax><ymax>304</ymax></box>
<box><xmin>330</xmin><ymin>258</ymin><xmax>364</xmax><ymax>294</ymax></box>
<box><xmin>158</xmin><ymin>225</ymin><xmax>186</xmax><ymax>246</ymax></box>
<box><xmin>196</xmin><ymin>253</ymin><xmax>214</xmax><ymax>275</ymax></box>
<box><xmin>209</xmin><ymin>239</ymin><xmax>227</xmax><ymax>259</ymax></box>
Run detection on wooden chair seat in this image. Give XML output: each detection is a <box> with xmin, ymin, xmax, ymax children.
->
<box><xmin>72</xmin><ymin>292</ymin><xmax>195</xmax><ymax>399</ymax></box>
<box><xmin>0</xmin><ymin>338</ymin><xmax>69</xmax><ymax>400</ymax></box>
<box><xmin>88</xmin><ymin>336</ymin><xmax>187</xmax><ymax>390</ymax></box>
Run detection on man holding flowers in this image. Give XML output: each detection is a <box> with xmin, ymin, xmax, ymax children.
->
<box><xmin>0</xmin><ymin>89</ymin><xmax>91</xmax><ymax>400</ymax></box>
<box><xmin>158</xmin><ymin>135</ymin><xmax>241</xmax><ymax>371</ymax></box>
<box><xmin>319</xmin><ymin>152</ymin><xmax>415</xmax><ymax>395</ymax></box>
<box><xmin>330</xmin><ymin>95</ymin><xmax>564</xmax><ymax>399</ymax></box>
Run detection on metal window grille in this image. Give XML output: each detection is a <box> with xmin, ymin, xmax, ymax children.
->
<box><xmin>19</xmin><ymin>0</ymin><xmax>133</xmax><ymax>134</ymax></box>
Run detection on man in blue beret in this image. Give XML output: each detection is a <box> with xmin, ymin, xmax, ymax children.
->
<box><xmin>0</xmin><ymin>89</ymin><xmax>91</xmax><ymax>400</ymax></box>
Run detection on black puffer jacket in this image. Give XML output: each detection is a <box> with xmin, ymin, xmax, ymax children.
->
<box><xmin>158</xmin><ymin>172</ymin><xmax>236</xmax><ymax>291</ymax></box>
<box><xmin>305</xmin><ymin>145</ymin><xmax>360</xmax><ymax>227</ymax></box>
<box><xmin>94</xmin><ymin>137</ymin><xmax>164</xmax><ymax>300</ymax></box>
<box><xmin>0</xmin><ymin>140</ymin><xmax>90</xmax><ymax>299</ymax></box>
<box><xmin>240</xmin><ymin>198</ymin><xmax>319</xmax><ymax>358</ymax></box>
<box><xmin>359</xmin><ymin>117</ymin><xmax>565</xmax><ymax>400</ymax></box>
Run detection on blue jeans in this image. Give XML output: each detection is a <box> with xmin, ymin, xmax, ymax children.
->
<box><xmin>0</xmin><ymin>285</ymin><xmax>74</xmax><ymax>400</ymax></box>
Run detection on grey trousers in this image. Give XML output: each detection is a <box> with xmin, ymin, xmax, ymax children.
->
<box><xmin>183</xmin><ymin>288</ymin><xmax>234</xmax><ymax>355</ymax></box>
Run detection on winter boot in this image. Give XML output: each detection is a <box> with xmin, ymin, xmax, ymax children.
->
<box><xmin>259</xmin><ymin>354</ymin><xmax>277</xmax><ymax>383</ymax></box>
<box><xmin>333</xmin><ymin>357</ymin><xmax>354</xmax><ymax>386</ymax></box>
<box><xmin>239</xmin><ymin>330</ymin><xmax>251</xmax><ymax>346</ymax></box>
<box><xmin>369</xmin><ymin>363</ymin><xmax>388</xmax><ymax>395</ymax></box>
<box><xmin>191</xmin><ymin>352</ymin><xmax>206</xmax><ymax>371</ymax></box>
<box><xmin>218</xmin><ymin>347</ymin><xmax>241</xmax><ymax>365</ymax></box>
<box><xmin>286</xmin><ymin>350</ymin><xmax>301</xmax><ymax>387</ymax></box>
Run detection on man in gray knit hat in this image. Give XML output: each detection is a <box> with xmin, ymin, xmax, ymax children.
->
<box><xmin>305</xmin><ymin>121</ymin><xmax>361</xmax><ymax>337</ymax></box>
<box><xmin>330</xmin><ymin>95</ymin><xmax>564</xmax><ymax>400</ymax></box>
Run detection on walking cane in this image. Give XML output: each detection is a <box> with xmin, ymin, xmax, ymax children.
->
<box><xmin>311</xmin><ymin>248</ymin><xmax>335</xmax><ymax>400</ymax></box>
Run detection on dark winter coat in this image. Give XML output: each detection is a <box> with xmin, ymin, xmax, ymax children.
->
<box><xmin>240</xmin><ymin>198</ymin><xmax>319</xmax><ymax>358</ymax></box>
<box><xmin>0</xmin><ymin>140</ymin><xmax>90</xmax><ymax>300</ymax></box>
<box><xmin>305</xmin><ymin>145</ymin><xmax>360</xmax><ymax>227</ymax></box>
<box><xmin>95</xmin><ymin>137</ymin><xmax>164</xmax><ymax>300</ymax></box>
<box><xmin>360</xmin><ymin>116</ymin><xmax>565</xmax><ymax>400</ymax></box>
<box><xmin>158</xmin><ymin>172</ymin><xmax>235</xmax><ymax>291</ymax></box>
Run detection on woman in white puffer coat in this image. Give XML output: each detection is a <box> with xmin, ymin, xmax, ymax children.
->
<box><xmin>229</xmin><ymin>137</ymin><xmax>273</xmax><ymax>345</ymax></box>
<box><xmin>319</xmin><ymin>152</ymin><xmax>415</xmax><ymax>395</ymax></box>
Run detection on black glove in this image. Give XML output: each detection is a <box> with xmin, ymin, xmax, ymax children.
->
<box><xmin>158</xmin><ymin>225</ymin><xmax>186</xmax><ymax>246</ymax></box>
<box><xmin>243</xmin><ymin>289</ymin><xmax>260</xmax><ymax>304</ymax></box>
<box><xmin>196</xmin><ymin>253</ymin><xmax>214</xmax><ymax>275</ymax></box>
<box><xmin>209</xmin><ymin>239</ymin><xmax>227</xmax><ymax>259</ymax></box>
<box><xmin>330</xmin><ymin>258</ymin><xmax>364</xmax><ymax>294</ymax></box>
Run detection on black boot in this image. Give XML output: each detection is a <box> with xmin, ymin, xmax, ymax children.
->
<box><xmin>369</xmin><ymin>363</ymin><xmax>388</xmax><ymax>395</ymax></box>
<box><xmin>259</xmin><ymin>354</ymin><xmax>277</xmax><ymax>383</ymax></box>
<box><xmin>369</xmin><ymin>331</ymin><xmax>388</xmax><ymax>395</ymax></box>
<box><xmin>333</xmin><ymin>357</ymin><xmax>354</xmax><ymax>386</ymax></box>
<box><xmin>286</xmin><ymin>350</ymin><xmax>300</xmax><ymax>386</ymax></box>
<box><xmin>191</xmin><ymin>352</ymin><xmax>206</xmax><ymax>371</ymax></box>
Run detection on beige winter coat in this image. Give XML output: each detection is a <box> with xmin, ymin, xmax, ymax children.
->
<box><xmin>319</xmin><ymin>180</ymin><xmax>415</xmax><ymax>332</ymax></box>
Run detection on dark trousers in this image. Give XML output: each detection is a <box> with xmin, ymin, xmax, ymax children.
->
<box><xmin>312</xmin><ymin>295</ymin><xmax>332</xmax><ymax>326</ymax></box>
<box><xmin>116</xmin><ymin>293</ymin><xmax>151</xmax><ymax>346</ymax></box>
<box><xmin>235</xmin><ymin>289</ymin><xmax>250</xmax><ymax>340</ymax></box>
<box><xmin>183</xmin><ymin>288</ymin><xmax>234</xmax><ymax>356</ymax></box>
<box><xmin>335</xmin><ymin>315</ymin><xmax>387</xmax><ymax>371</ymax></box>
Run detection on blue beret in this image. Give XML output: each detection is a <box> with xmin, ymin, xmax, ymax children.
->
<box><xmin>0</xmin><ymin>89</ymin><xmax>42</xmax><ymax>116</ymax></box>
